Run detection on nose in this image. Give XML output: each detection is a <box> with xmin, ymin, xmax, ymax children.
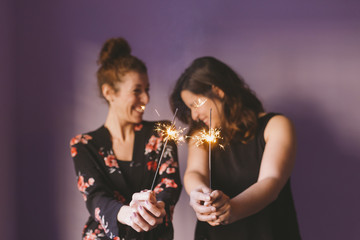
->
<box><xmin>141</xmin><ymin>91</ymin><xmax>150</xmax><ymax>105</ymax></box>
<box><xmin>191</xmin><ymin>109</ymin><xmax>199</xmax><ymax>121</ymax></box>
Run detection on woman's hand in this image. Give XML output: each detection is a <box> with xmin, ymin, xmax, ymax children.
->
<box><xmin>117</xmin><ymin>190</ymin><xmax>166</xmax><ymax>232</ymax></box>
<box><xmin>189</xmin><ymin>186</ymin><xmax>218</xmax><ymax>222</ymax></box>
<box><xmin>206</xmin><ymin>190</ymin><xmax>232</xmax><ymax>226</ymax></box>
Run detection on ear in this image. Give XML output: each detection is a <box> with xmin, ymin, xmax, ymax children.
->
<box><xmin>102</xmin><ymin>84</ymin><xmax>116</xmax><ymax>102</ymax></box>
<box><xmin>212</xmin><ymin>85</ymin><xmax>224</xmax><ymax>99</ymax></box>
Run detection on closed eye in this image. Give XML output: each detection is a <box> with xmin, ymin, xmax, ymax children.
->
<box><xmin>133</xmin><ymin>88</ymin><xmax>142</xmax><ymax>94</ymax></box>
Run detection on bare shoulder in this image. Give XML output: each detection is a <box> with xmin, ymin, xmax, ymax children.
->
<box><xmin>264</xmin><ymin>115</ymin><xmax>296</xmax><ymax>142</ymax></box>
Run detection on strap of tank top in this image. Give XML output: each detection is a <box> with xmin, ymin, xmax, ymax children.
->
<box><xmin>258</xmin><ymin>112</ymin><xmax>281</xmax><ymax>146</ymax></box>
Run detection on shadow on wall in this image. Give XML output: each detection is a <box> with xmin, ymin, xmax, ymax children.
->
<box><xmin>268</xmin><ymin>98</ymin><xmax>360</xmax><ymax>240</ymax></box>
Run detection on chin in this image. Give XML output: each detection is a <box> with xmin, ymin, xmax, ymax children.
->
<box><xmin>133</xmin><ymin>117</ymin><xmax>143</xmax><ymax>124</ymax></box>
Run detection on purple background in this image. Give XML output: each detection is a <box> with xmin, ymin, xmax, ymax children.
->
<box><xmin>1</xmin><ymin>1</ymin><xmax>360</xmax><ymax>239</ymax></box>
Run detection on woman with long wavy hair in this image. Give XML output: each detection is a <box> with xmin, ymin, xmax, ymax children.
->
<box><xmin>170</xmin><ymin>56</ymin><xmax>300</xmax><ymax>239</ymax></box>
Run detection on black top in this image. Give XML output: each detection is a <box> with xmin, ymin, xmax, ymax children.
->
<box><xmin>195</xmin><ymin>113</ymin><xmax>301</xmax><ymax>240</ymax></box>
<box><xmin>70</xmin><ymin>121</ymin><xmax>182</xmax><ymax>240</ymax></box>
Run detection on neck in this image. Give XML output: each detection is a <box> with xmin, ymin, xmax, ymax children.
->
<box><xmin>104</xmin><ymin>109</ymin><xmax>134</xmax><ymax>142</ymax></box>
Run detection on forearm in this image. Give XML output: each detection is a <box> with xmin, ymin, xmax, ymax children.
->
<box><xmin>230</xmin><ymin>177</ymin><xmax>282</xmax><ymax>222</ymax></box>
<box><xmin>184</xmin><ymin>170</ymin><xmax>209</xmax><ymax>195</ymax></box>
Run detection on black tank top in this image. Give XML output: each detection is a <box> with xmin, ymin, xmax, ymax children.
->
<box><xmin>195</xmin><ymin>113</ymin><xmax>301</xmax><ymax>240</ymax></box>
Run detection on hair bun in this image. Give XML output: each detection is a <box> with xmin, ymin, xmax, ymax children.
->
<box><xmin>98</xmin><ymin>38</ymin><xmax>131</xmax><ymax>65</ymax></box>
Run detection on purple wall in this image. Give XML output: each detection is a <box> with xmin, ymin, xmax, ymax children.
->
<box><xmin>3</xmin><ymin>1</ymin><xmax>360</xmax><ymax>239</ymax></box>
<box><xmin>0</xmin><ymin>0</ymin><xmax>15</xmax><ymax>239</ymax></box>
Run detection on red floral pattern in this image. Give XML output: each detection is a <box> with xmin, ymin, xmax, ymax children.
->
<box><xmin>104</xmin><ymin>154</ymin><xmax>118</xmax><ymax>168</ymax></box>
<box><xmin>154</xmin><ymin>185</ymin><xmax>164</xmax><ymax>194</ymax></box>
<box><xmin>70</xmin><ymin>134</ymin><xmax>93</xmax><ymax>146</ymax></box>
<box><xmin>71</xmin><ymin>147</ymin><xmax>77</xmax><ymax>157</ymax></box>
<box><xmin>83</xmin><ymin>222</ymin><xmax>106</xmax><ymax>240</ymax></box>
<box><xmin>145</xmin><ymin>135</ymin><xmax>163</xmax><ymax>154</ymax></box>
<box><xmin>94</xmin><ymin>207</ymin><xmax>115</xmax><ymax>238</ymax></box>
<box><xmin>99</xmin><ymin>148</ymin><xmax>119</xmax><ymax>173</ymax></box>
<box><xmin>114</xmin><ymin>191</ymin><xmax>126</xmax><ymax>204</ymax></box>
<box><xmin>147</xmin><ymin>160</ymin><xmax>157</xmax><ymax>172</ymax></box>
<box><xmin>166</xmin><ymin>168</ymin><xmax>176</xmax><ymax>174</ymax></box>
<box><xmin>154</xmin><ymin>178</ymin><xmax>178</xmax><ymax>194</ymax></box>
<box><xmin>159</xmin><ymin>159</ymin><xmax>178</xmax><ymax>175</ymax></box>
<box><xmin>134</xmin><ymin>124</ymin><xmax>143</xmax><ymax>131</ymax></box>
<box><xmin>94</xmin><ymin>207</ymin><xmax>101</xmax><ymax>223</ymax></box>
<box><xmin>160</xmin><ymin>178</ymin><xmax>178</xmax><ymax>188</ymax></box>
<box><xmin>77</xmin><ymin>174</ymin><xmax>95</xmax><ymax>201</ymax></box>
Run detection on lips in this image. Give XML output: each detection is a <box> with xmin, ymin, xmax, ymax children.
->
<box><xmin>200</xmin><ymin>118</ymin><xmax>208</xmax><ymax>126</ymax></box>
<box><xmin>135</xmin><ymin>105</ymin><xmax>146</xmax><ymax>113</ymax></box>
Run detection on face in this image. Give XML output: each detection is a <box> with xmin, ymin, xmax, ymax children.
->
<box><xmin>181</xmin><ymin>90</ymin><xmax>223</xmax><ymax>128</ymax></box>
<box><xmin>106</xmin><ymin>71</ymin><xmax>150</xmax><ymax>124</ymax></box>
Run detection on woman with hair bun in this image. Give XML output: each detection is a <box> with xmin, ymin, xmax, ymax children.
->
<box><xmin>170</xmin><ymin>56</ymin><xmax>301</xmax><ymax>239</ymax></box>
<box><xmin>70</xmin><ymin>37</ymin><xmax>181</xmax><ymax>240</ymax></box>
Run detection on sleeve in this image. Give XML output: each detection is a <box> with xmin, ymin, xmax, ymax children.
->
<box><xmin>153</xmin><ymin>138</ymin><xmax>182</xmax><ymax>208</ymax></box>
<box><xmin>70</xmin><ymin>136</ymin><xmax>123</xmax><ymax>239</ymax></box>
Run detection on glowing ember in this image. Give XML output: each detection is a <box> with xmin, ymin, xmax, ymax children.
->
<box><xmin>155</xmin><ymin>122</ymin><xmax>186</xmax><ymax>144</ymax></box>
<box><xmin>191</xmin><ymin>128</ymin><xmax>222</xmax><ymax>147</ymax></box>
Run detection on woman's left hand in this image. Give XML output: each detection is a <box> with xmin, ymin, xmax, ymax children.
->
<box><xmin>207</xmin><ymin>190</ymin><xmax>233</xmax><ymax>226</ymax></box>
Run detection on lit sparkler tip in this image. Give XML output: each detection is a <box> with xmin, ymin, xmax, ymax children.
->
<box><xmin>141</xmin><ymin>105</ymin><xmax>146</xmax><ymax>111</ymax></box>
<box><xmin>191</xmin><ymin>128</ymin><xmax>222</xmax><ymax>147</ymax></box>
<box><xmin>155</xmin><ymin>122</ymin><xmax>186</xmax><ymax>144</ymax></box>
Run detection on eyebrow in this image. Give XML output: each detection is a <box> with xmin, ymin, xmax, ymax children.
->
<box><xmin>134</xmin><ymin>83</ymin><xmax>149</xmax><ymax>88</ymax></box>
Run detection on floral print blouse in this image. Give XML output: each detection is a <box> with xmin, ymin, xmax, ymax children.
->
<box><xmin>70</xmin><ymin>121</ymin><xmax>182</xmax><ymax>240</ymax></box>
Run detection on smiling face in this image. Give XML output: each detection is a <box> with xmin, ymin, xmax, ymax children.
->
<box><xmin>180</xmin><ymin>90</ymin><xmax>223</xmax><ymax>128</ymax></box>
<box><xmin>105</xmin><ymin>71</ymin><xmax>150</xmax><ymax>124</ymax></box>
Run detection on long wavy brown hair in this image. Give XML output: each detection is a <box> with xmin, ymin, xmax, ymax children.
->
<box><xmin>170</xmin><ymin>56</ymin><xmax>264</xmax><ymax>144</ymax></box>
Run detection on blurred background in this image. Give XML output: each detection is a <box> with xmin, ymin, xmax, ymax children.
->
<box><xmin>1</xmin><ymin>0</ymin><xmax>360</xmax><ymax>239</ymax></box>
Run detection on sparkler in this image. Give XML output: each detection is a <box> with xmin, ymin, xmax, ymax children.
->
<box><xmin>190</xmin><ymin>108</ymin><xmax>222</xmax><ymax>188</ymax></box>
<box><xmin>191</xmin><ymin>126</ymin><xmax>222</xmax><ymax>147</ymax></box>
<box><xmin>209</xmin><ymin>108</ymin><xmax>212</xmax><ymax>188</ymax></box>
<box><xmin>150</xmin><ymin>108</ymin><xmax>184</xmax><ymax>190</ymax></box>
<box><xmin>154</xmin><ymin>109</ymin><xmax>160</xmax><ymax>117</ymax></box>
<box><xmin>154</xmin><ymin>121</ymin><xmax>186</xmax><ymax>144</ymax></box>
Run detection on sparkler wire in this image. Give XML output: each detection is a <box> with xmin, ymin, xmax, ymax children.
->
<box><xmin>150</xmin><ymin>108</ymin><xmax>179</xmax><ymax>191</ymax></box>
<box><xmin>209</xmin><ymin>108</ymin><xmax>212</xmax><ymax>189</ymax></box>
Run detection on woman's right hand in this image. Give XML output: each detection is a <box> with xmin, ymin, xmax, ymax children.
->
<box><xmin>117</xmin><ymin>190</ymin><xmax>166</xmax><ymax>232</ymax></box>
<box><xmin>189</xmin><ymin>186</ymin><xmax>217</xmax><ymax>222</ymax></box>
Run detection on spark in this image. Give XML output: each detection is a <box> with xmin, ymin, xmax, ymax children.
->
<box><xmin>191</xmin><ymin>128</ymin><xmax>222</xmax><ymax>147</ymax></box>
<box><xmin>155</xmin><ymin>122</ymin><xmax>186</xmax><ymax>144</ymax></box>
<box><xmin>141</xmin><ymin>105</ymin><xmax>146</xmax><ymax>111</ymax></box>
<box><xmin>154</xmin><ymin>109</ymin><xmax>160</xmax><ymax>117</ymax></box>
<box><xmin>193</xmin><ymin>98</ymin><xmax>207</xmax><ymax>108</ymax></box>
